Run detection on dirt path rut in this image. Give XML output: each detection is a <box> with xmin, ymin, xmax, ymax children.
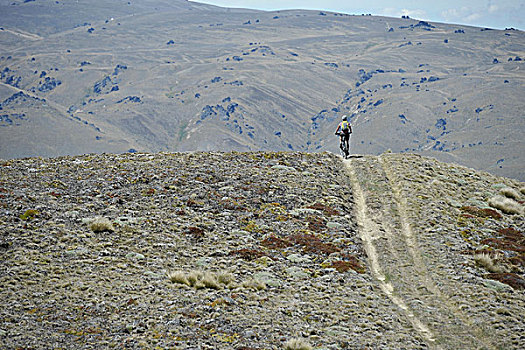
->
<box><xmin>345</xmin><ymin>155</ymin><xmax>497</xmax><ymax>349</ymax></box>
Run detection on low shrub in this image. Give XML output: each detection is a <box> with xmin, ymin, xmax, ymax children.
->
<box><xmin>261</xmin><ymin>235</ymin><xmax>292</xmax><ymax>249</ymax></box>
<box><xmin>307</xmin><ymin>202</ymin><xmax>340</xmax><ymax>216</ymax></box>
<box><xmin>460</xmin><ymin>206</ymin><xmax>502</xmax><ymax>220</ymax></box>
<box><xmin>289</xmin><ymin>233</ymin><xmax>340</xmax><ymax>256</ymax></box>
<box><xmin>229</xmin><ymin>248</ymin><xmax>267</xmax><ymax>260</ymax></box>
<box><xmin>485</xmin><ymin>273</ymin><xmax>525</xmax><ymax>290</ymax></box>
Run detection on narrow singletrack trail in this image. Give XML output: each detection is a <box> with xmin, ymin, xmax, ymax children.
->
<box><xmin>344</xmin><ymin>155</ymin><xmax>497</xmax><ymax>349</ymax></box>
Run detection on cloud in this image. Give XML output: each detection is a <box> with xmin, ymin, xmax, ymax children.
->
<box><xmin>441</xmin><ymin>6</ymin><xmax>484</xmax><ymax>24</ymax></box>
<box><xmin>400</xmin><ymin>8</ymin><xmax>428</xmax><ymax>18</ymax></box>
<box><xmin>488</xmin><ymin>5</ymin><xmax>499</xmax><ymax>13</ymax></box>
<box><xmin>380</xmin><ymin>7</ymin><xmax>427</xmax><ymax>19</ymax></box>
<box><xmin>464</xmin><ymin>13</ymin><xmax>482</xmax><ymax>22</ymax></box>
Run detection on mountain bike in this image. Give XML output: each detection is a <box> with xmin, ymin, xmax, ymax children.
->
<box><xmin>337</xmin><ymin>132</ymin><xmax>350</xmax><ymax>159</ymax></box>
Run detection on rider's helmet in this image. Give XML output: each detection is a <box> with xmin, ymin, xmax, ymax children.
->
<box><xmin>342</xmin><ymin>115</ymin><xmax>347</xmax><ymax>121</ymax></box>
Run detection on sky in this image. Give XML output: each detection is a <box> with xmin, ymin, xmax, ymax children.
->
<box><xmin>189</xmin><ymin>0</ymin><xmax>524</xmax><ymax>30</ymax></box>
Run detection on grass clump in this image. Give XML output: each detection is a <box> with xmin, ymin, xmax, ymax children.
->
<box><xmin>284</xmin><ymin>338</ymin><xmax>312</xmax><ymax>350</ymax></box>
<box><xmin>500</xmin><ymin>187</ymin><xmax>521</xmax><ymax>201</ymax></box>
<box><xmin>474</xmin><ymin>253</ymin><xmax>505</xmax><ymax>273</ymax></box>
<box><xmin>241</xmin><ymin>278</ymin><xmax>266</xmax><ymax>291</ymax></box>
<box><xmin>167</xmin><ymin>271</ymin><xmax>190</xmax><ymax>286</ymax></box>
<box><xmin>216</xmin><ymin>272</ymin><xmax>235</xmax><ymax>285</ymax></box>
<box><xmin>168</xmin><ymin>270</ymin><xmax>235</xmax><ymax>289</ymax></box>
<box><xmin>488</xmin><ymin>196</ymin><xmax>523</xmax><ymax>215</ymax></box>
<box><xmin>90</xmin><ymin>217</ymin><xmax>114</xmax><ymax>233</ymax></box>
<box><xmin>199</xmin><ymin>273</ymin><xmax>221</xmax><ymax>290</ymax></box>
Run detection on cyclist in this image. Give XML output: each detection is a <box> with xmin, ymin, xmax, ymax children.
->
<box><xmin>335</xmin><ymin>115</ymin><xmax>352</xmax><ymax>159</ymax></box>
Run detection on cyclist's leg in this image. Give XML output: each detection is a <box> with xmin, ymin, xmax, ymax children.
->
<box><xmin>344</xmin><ymin>134</ymin><xmax>350</xmax><ymax>157</ymax></box>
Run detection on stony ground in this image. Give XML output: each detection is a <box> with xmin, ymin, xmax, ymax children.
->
<box><xmin>0</xmin><ymin>151</ymin><xmax>523</xmax><ymax>349</ymax></box>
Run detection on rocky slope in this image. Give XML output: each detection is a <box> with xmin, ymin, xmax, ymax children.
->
<box><xmin>0</xmin><ymin>151</ymin><xmax>523</xmax><ymax>349</ymax></box>
<box><xmin>0</xmin><ymin>0</ymin><xmax>524</xmax><ymax>180</ymax></box>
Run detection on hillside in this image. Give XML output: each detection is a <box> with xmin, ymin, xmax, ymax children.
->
<box><xmin>0</xmin><ymin>151</ymin><xmax>523</xmax><ymax>349</ymax></box>
<box><xmin>0</xmin><ymin>0</ymin><xmax>524</xmax><ymax>180</ymax></box>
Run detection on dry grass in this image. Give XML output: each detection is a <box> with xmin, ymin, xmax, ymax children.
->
<box><xmin>500</xmin><ymin>187</ymin><xmax>522</xmax><ymax>201</ymax></box>
<box><xmin>168</xmin><ymin>270</ymin><xmax>237</xmax><ymax>289</ymax></box>
<box><xmin>200</xmin><ymin>273</ymin><xmax>221</xmax><ymax>289</ymax></box>
<box><xmin>89</xmin><ymin>217</ymin><xmax>114</xmax><ymax>233</ymax></box>
<box><xmin>167</xmin><ymin>270</ymin><xmax>190</xmax><ymax>286</ymax></box>
<box><xmin>488</xmin><ymin>196</ymin><xmax>522</xmax><ymax>215</ymax></box>
<box><xmin>241</xmin><ymin>278</ymin><xmax>266</xmax><ymax>291</ymax></box>
<box><xmin>216</xmin><ymin>272</ymin><xmax>235</xmax><ymax>286</ymax></box>
<box><xmin>284</xmin><ymin>338</ymin><xmax>313</xmax><ymax>350</ymax></box>
<box><xmin>474</xmin><ymin>253</ymin><xmax>506</xmax><ymax>273</ymax></box>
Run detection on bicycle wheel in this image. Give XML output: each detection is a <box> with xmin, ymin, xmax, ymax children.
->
<box><xmin>340</xmin><ymin>141</ymin><xmax>346</xmax><ymax>157</ymax></box>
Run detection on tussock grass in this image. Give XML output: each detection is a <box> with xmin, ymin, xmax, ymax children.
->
<box><xmin>488</xmin><ymin>196</ymin><xmax>522</xmax><ymax>215</ymax></box>
<box><xmin>187</xmin><ymin>271</ymin><xmax>203</xmax><ymax>286</ymax></box>
<box><xmin>474</xmin><ymin>253</ymin><xmax>506</xmax><ymax>273</ymax></box>
<box><xmin>167</xmin><ymin>270</ymin><xmax>237</xmax><ymax>290</ymax></box>
<box><xmin>241</xmin><ymin>278</ymin><xmax>266</xmax><ymax>291</ymax></box>
<box><xmin>167</xmin><ymin>271</ymin><xmax>190</xmax><ymax>286</ymax></box>
<box><xmin>284</xmin><ymin>338</ymin><xmax>313</xmax><ymax>350</ymax></box>
<box><xmin>500</xmin><ymin>187</ymin><xmax>521</xmax><ymax>201</ymax></box>
<box><xmin>200</xmin><ymin>273</ymin><xmax>220</xmax><ymax>289</ymax></box>
<box><xmin>216</xmin><ymin>272</ymin><xmax>235</xmax><ymax>285</ymax></box>
<box><xmin>89</xmin><ymin>217</ymin><xmax>114</xmax><ymax>233</ymax></box>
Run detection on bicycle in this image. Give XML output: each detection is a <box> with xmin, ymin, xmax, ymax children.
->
<box><xmin>337</xmin><ymin>132</ymin><xmax>350</xmax><ymax>159</ymax></box>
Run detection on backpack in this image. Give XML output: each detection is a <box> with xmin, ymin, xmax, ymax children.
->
<box><xmin>341</xmin><ymin>120</ymin><xmax>351</xmax><ymax>134</ymax></box>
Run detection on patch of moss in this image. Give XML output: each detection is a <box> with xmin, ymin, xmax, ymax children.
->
<box><xmin>20</xmin><ymin>209</ymin><xmax>39</xmax><ymax>221</ymax></box>
<box><xmin>243</xmin><ymin>220</ymin><xmax>264</xmax><ymax>233</ymax></box>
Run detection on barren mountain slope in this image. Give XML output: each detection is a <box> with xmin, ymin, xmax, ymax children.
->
<box><xmin>0</xmin><ymin>0</ymin><xmax>524</xmax><ymax>180</ymax></box>
<box><xmin>0</xmin><ymin>151</ymin><xmax>523</xmax><ymax>349</ymax></box>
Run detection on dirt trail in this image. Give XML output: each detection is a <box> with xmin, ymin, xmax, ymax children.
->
<box><xmin>345</xmin><ymin>155</ymin><xmax>497</xmax><ymax>349</ymax></box>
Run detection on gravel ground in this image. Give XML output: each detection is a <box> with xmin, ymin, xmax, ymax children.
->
<box><xmin>0</xmin><ymin>151</ymin><xmax>523</xmax><ymax>349</ymax></box>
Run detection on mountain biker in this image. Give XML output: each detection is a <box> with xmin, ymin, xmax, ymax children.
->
<box><xmin>335</xmin><ymin>115</ymin><xmax>352</xmax><ymax>159</ymax></box>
